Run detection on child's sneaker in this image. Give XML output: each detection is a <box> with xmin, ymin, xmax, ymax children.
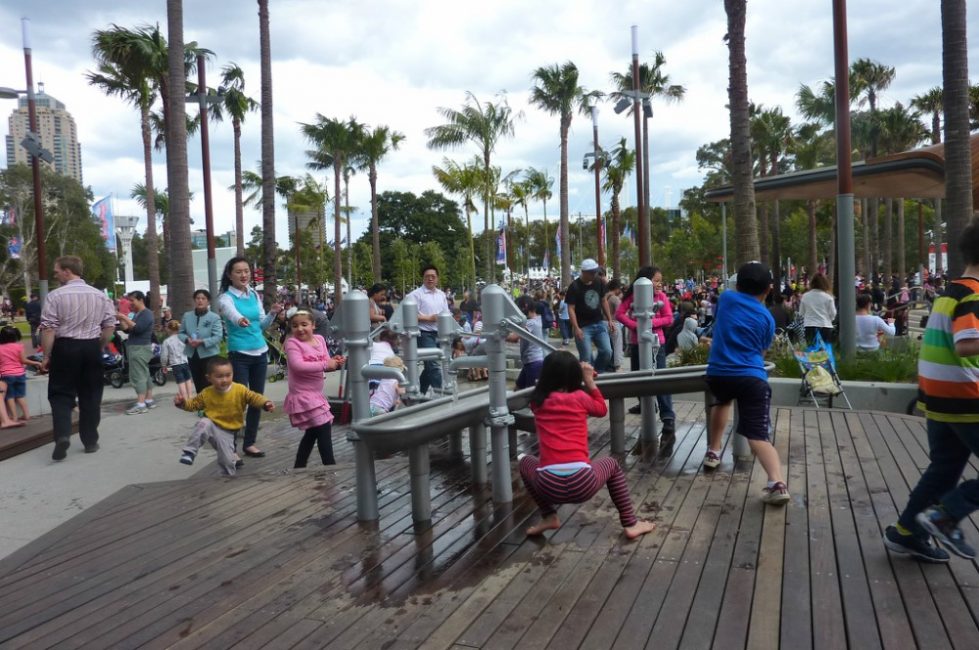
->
<box><xmin>916</xmin><ymin>507</ymin><xmax>977</xmax><ymax>559</ymax></box>
<box><xmin>145</xmin><ymin>400</ymin><xmax>158</xmax><ymax>409</ymax></box>
<box><xmin>762</xmin><ymin>481</ymin><xmax>790</xmax><ymax>505</ymax></box>
<box><xmin>179</xmin><ymin>451</ymin><xmax>196</xmax><ymax>465</ymax></box>
<box><xmin>703</xmin><ymin>450</ymin><xmax>721</xmax><ymax>469</ymax></box>
<box><xmin>883</xmin><ymin>524</ymin><xmax>950</xmax><ymax>563</ymax></box>
<box><xmin>126</xmin><ymin>404</ymin><xmax>147</xmax><ymax>415</ymax></box>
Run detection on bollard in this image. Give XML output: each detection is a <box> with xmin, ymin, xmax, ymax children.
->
<box><xmin>609</xmin><ymin>398</ymin><xmax>626</xmax><ymax>454</ymax></box>
<box><xmin>632</xmin><ymin>278</ymin><xmax>660</xmax><ymax>453</ymax></box>
<box><xmin>481</xmin><ymin>284</ymin><xmax>516</xmax><ymax>504</ymax></box>
<box><xmin>400</xmin><ymin>296</ymin><xmax>421</xmax><ymax>400</ymax></box>
<box><xmin>469</xmin><ymin>421</ymin><xmax>487</xmax><ymax>485</ymax></box>
<box><xmin>409</xmin><ymin>445</ymin><xmax>432</xmax><ymax>523</ymax></box>
<box><xmin>341</xmin><ymin>290</ymin><xmax>378</xmax><ymax>522</ymax></box>
<box><xmin>437</xmin><ymin>311</ymin><xmax>458</xmax><ymax>394</ymax></box>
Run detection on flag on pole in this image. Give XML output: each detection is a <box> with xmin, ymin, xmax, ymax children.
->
<box><xmin>1</xmin><ymin>207</ymin><xmax>15</xmax><ymax>226</ymax></box>
<box><xmin>543</xmin><ymin>247</ymin><xmax>550</xmax><ymax>270</ymax></box>
<box><xmin>554</xmin><ymin>228</ymin><xmax>561</xmax><ymax>265</ymax></box>
<box><xmin>8</xmin><ymin>236</ymin><xmax>21</xmax><ymax>260</ymax></box>
<box><xmin>495</xmin><ymin>219</ymin><xmax>507</xmax><ymax>266</ymax></box>
<box><xmin>92</xmin><ymin>196</ymin><xmax>116</xmax><ymax>251</ymax></box>
<box><xmin>600</xmin><ymin>215</ymin><xmax>606</xmax><ymax>258</ymax></box>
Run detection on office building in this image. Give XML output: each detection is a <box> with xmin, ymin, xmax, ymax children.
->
<box><xmin>5</xmin><ymin>84</ymin><xmax>83</xmax><ymax>183</ymax></box>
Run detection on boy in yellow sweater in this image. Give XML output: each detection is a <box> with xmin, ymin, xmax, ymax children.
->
<box><xmin>175</xmin><ymin>357</ymin><xmax>274</xmax><ymax>475</ymax></box>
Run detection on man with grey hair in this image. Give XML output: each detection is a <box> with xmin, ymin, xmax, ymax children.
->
<box><xmin>39</xmin><ymin>256</ymin><xmax>116</xmax><ymax>461</ymax></box>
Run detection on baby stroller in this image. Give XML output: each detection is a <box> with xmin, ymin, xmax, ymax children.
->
<box><xmin>266</xmin><ymin>330</ymin><xmax>287</xmax><ymax>382</ymax></box>
<box><xmin>794</xmin><ymin>333</ymin><xmax>851</xmax><ymax>409</ymax></box>
<box><xmin>104</xmin><ymin>332</ymin><xmax>167</xmax><ymax>388</ymax></box>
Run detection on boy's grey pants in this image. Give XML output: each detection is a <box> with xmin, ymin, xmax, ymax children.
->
<box><xmin>183</xmin><ymin>418</ymin><xmax>237</xmax><ymax>475</ymax></box>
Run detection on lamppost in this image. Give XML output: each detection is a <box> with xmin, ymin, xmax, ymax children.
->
<box><xmin>625</xmin><ymin>25</ymin><xmax>648</xmax><ymax>267</ymax></box>
<box><xmin>187</xmin><ymin>54</ymin><xmax>223</xmax><ymax>299</ymax></box>
<box><xmin>587</xmin><ymin>99</ymin><xmax>605</xmax><ymax>267</ymax></box>
<box><xmin>614</xmin><ymin>88</ymin><xmax>653</xmax><ymax>267</ymax></box>
<box><xmin>0</xmin><ymin>18</ymin><xmax>51</xmax><ymax>303</ymax></box>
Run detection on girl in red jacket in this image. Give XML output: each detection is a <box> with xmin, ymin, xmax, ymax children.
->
<box><xmin>519</xmin><ymin>350</ymin><xmax>656</xmax><ymax>539</ymax></box>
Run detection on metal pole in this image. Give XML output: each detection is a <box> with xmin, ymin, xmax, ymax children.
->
<box><xmin>401</xmin><ymin>296</ymin><xmax>421</xmax><ymax>399</ymax></box>
<box><xmin>721</xmin><ymin>202</ymin><xmax>729</xmax><ymax>285</ymax></box>
<box><xmin>196</xmin><ymin>54</ymin><xmax>218</xmax><ymax>299</ymax></box>
<box><xmin>630</xmin><ymin>26</ymin><xmax>648</xmax><ymax>268</ymax></box>
<box><xmin>632</xmin><ymin>277</ymin><xmax>659</xmax><ymax>452</ymax></box>
<box><xmin>643</xmin><ymin>111</ymin><xmax>651</xmax><ymax>229</ymax></box>
<box><xmin>481</xmin><ymin>284</ymin><xmax>515</xmax><ymax>504</ymax></box>
<box><xmin>591</xmin><ymin>105</ymin><xmax>605</xmax><ymax>267</ymax></box>
<box><xmin>22</xmin><ymin>19</ymin><xmax>46</xmax><ymax>303</ymax></box>
<box><xmin>833</xmin><ymin>0</ymin><xmax>856</xmax><ymax>359</ymax></box>
<box><xmin>342</xmin><ymin>290</ymin><xmax>378</xmax><ymax>521</ymax></box>
<box><xmin>437</xmin><ymin>311</ymin><xmax>458</xmax><ymax>395</ymax></box>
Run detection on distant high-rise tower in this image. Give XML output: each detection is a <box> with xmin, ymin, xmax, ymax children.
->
<box><xmin>5</xmin><ymin>83</ymin><xmax>83</xmax><ymax>184</ymax></box>
<box><xmin>287</xmin><ymin>206</ymin><xmax>327</xmax><ymax>250</ymax></box>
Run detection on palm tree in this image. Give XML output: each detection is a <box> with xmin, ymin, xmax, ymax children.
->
<box><xmin>912</xmin><ymin>86</ymin><xmax>944</xmax><ymax>145</ymax></box>
<box><xmin>530</xmin><ymin>62</ymin><xmax>600</xmax><ymax>284</ymax></box>
<box><xmin>724</xmin><ymin>0</ymin><xmax>760</xmax><ymax>264</ymax></box>
<box><xmin>88</xmin><ymin>25</ymin><xmax>165</xmax><ymax>316</ymax></box>
<box><xmin>301</xmin><ymin>115</ymin><xmax>364</xmax><ymax>295</ymax></box>
<box><xmin>601</xmin><ymin>137</ymin><xmax>636</xmax><ymax>281</ymax></box>
<box><xmin>257</xmin><ymin>0</ymin><xmax>276</xmax><ymax>302</ymax></box>
<box><xmin>164</xmin><ymin>1</ymin><xmax>196</xmax><ymax>315</ymax></box>
<box><xmin>791</xmin><ymin>123</ymin><xmax>833</xmax><ymax>276</ymax></box>
<box><xmin>425</xmin><ymin>92</ymin><xmax>517</xmax><ymax>280</ymax></box>
<box><xmin>511</xmin><ymin>180</ymin><xmax>532</xmax><ymax>273</ymax></box>
<box><xmin>355</xmin><ymin>125</ymin><xmax>404</xmax><ymax>283</ymax></box>
<box><xmin>433</xmin><ymin>157</ymin><xmax>482</xmax><ymax>288</ymax></box>
<box><xmin>851</xmin><ymin>58</ymin><xmax>895</xmax><ymax>158</ymax></box>
<box><xmin>941</xmin><ymin>0</ymin><xmax>973</xmax><ymax>276</ymax></box>
<box><xmin>525</xmin><ymin>167</ymin><xmax>554</xmax><ymax>269</ymax></box>
<box><xmin>879</xmin><ymin>102</ymin><xmax>928</xmax><ymax>278</ymax></box>
<box><xmin>210</xmin><ymin>63</ymin><xmax>259</xmax><ymax>257</ymax></box>
<box><xmin>495</xmin><ymin>169</ymin><xmax>522</xmax><ymax>271</ymax></box>
<box><xmin>751</xmin><ymin>105</ymin><xmax>793</xmax><ymax>283</ymax></box>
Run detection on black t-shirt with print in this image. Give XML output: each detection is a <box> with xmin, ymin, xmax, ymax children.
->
<box><xmin>565</xmin><ymin>278</ymin><xmax>607</xmax><ymax>327</ymax></box>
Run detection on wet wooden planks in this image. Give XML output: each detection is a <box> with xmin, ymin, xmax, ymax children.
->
<box><xmin>1</xmin><ymin>404</ymin><xmax>978</xmax><ymax>648</ymax></box>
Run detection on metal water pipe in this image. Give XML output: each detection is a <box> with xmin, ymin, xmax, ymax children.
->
<box><xmin>480</xmin><ymin>284</ymin><xmax>517</xmax><ymax>503</ymax></box>
<box><xmin>632</xmin><ymin>277</ymin><xmax>660</xmax><ymax>451</ymax></box>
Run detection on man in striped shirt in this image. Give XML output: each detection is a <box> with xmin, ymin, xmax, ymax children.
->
<box><xmin>39</xmin><ymin>256</ymin><xmax>116</xmax><ymax>461</ymax></box>
<box><xmin>885</xmin><ymin>221</ymin><xmax>979</xmax><ymax>563</ymax></box>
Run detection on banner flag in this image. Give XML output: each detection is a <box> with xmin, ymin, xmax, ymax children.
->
<box><xmin>554</xmin><ymin>228</ymin><xmax>561</xmax><ymax>265</ymax></box>
<box><xmin>1</xmin><ymin>207</ymin><xmax>15</xmax><ymax>226</ymax></box>
<box><xmin>92</xmin><ymin>196</ymin><xmax>115</xmax><ymax>251</ymax></box>
<box><xmin>600</xmin><ymin>215</ymin><xmax>606</xmax><ymax>258</ymax></box>
<box><xmin>495</xmin><ymin>219</ymin><xmax>507</xmax><ymax>266</ymax></box>
<box><xmin>8</xmin><ymin>236</ymin><xmax>21</xmax><ymax>260</ymax></box>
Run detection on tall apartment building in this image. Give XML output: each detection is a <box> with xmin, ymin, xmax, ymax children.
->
<box><xmin>5</xmin><ymin>84</ymin><xmax>83</xmax><ymax>184</ymax></box>
<box><xmin>287</xmin><ymin>206</ymin><xmax>327</xmax><ymax>250</ymax></box>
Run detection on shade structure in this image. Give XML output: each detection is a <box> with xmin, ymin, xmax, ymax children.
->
<box><xmin>705</xmin><ymin>134</ymin><xmax>979</xmax><ymax>204</ymax></box>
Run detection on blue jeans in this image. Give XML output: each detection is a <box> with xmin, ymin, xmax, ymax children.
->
<box><xmin>558</xmin><ymin>319</ymin><xmax>572</xmax><ymax>343</ymax></box>
<box><xmin>898</xmin><ymin>418</ymin><xmax>979</xmax><ymax>535</ymax></box>
<box><xmin>575</xmin><ymin>322</ymin><xmax>613</xmax><ymax>373</ymax></box>
<box><xmin>229</xmin><ymin>351</ymin><xmax>268</xmax><ymax>448</ymax></box>
<box><xmin>418</xmin><ymin>331</ymin><xmax>442</xmax><ymax>394</ymax></box>
<box><xmin>628</xmin><ymin>341</ymin><xmax>675</xmax><ymax>423</ymax></box>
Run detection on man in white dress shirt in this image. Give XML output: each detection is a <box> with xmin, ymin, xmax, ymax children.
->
<box><xmin>408</xmin><ymin>265</ymin><xmax>449</xmax><ymax>394</ymax></box>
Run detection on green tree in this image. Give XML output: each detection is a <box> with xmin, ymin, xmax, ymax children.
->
<box><xmin>524</xmin><ymin>167</ymin><xmax>554</xmax><ymax>269</ymax></box>
<box><xmin>600</xmin><ymin>137</ymin><xmax>636</xmax><ymax>281</ymax></box>
<box><xmin>425</xmin><ymin>92</ymin><xmax>517</xmax><ymax>280</ymax></box>
<box><xmin>911</xmin><ymin>86</ymin><xmax>944</xmax><ymax>144</ymax></box>
<box><xmin>257</xmin><ymin>0</ymin><xmax>276</xmax><ymax>302</ymax></box>
<box><xmin>355</xmin><ymin>125</ymin><xmax>404</xmax><ymax>283</ymax></box>
<box><xmin>530</xmin><ymin>61</ymin><xmax>599</xmax><ymax>285</ymax></box>
<box><xmin>432</xmin><ymin>157</ymin><xmax>482</xmax><ymax>289</ymax></box>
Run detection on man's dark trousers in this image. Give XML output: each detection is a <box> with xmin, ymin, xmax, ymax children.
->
<box><xmin>48</xmin><ymin>338</ymin><xmax>104</xmax><ymax>447</ymax></box>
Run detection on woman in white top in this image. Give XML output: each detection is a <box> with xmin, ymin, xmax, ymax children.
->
<box><xmin>798</xmin><ymin>273</ymin><xmax>837</xmax><ymax>345</ymax></box>
<box><xmin>855</xmin><ymin>293</ymin><xmax>895</xmax><ymax>351</ymax></box>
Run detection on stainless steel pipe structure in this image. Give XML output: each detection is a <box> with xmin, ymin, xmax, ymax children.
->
<box><xmin>480</xmin><ymin>285</ymin><xmax>517</xmax><ymax>504</ymax></box>
<box><xmin>631</xmin><ymin>277</ymin><xmax>660</xmax><ymax>451</ymax></box>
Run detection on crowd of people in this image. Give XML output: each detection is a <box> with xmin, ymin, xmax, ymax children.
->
<box><xmin>28</xmin><ymin>241</ymin><xmax>979</xmax><ymax>554</ymax></box>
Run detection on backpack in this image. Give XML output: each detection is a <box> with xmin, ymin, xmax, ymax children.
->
<box><xmin>663</xmin><ymin>317</ymin><xmax>685</xmax><ymax>355</ymax></box>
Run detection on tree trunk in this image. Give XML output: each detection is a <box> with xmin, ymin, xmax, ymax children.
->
<box><xmin>935</xmin><ymin>198</ymin><xmax>944</xmax><ymax>275</ymax></box>
<box><xmin>369</xmin><ymin>163</ymin><xmax>381</xmax><ymax>283</ymax></box>
<box><xmin>483</xmin><ymin>152</ymin><xmax>492</xmax><ymax>282</ymax></box>
<box><xmin>725</xmin><ymin>0</ymin><xmax>760</xmax><ymax>265</ymax></box>
<box><xmin>869</xmin><ymin>197</ymin><xmax>879</xmax><ymax>278</ymax></box>
<box><xmin>883</xmin><ymin>198</ymin><xmax>893</xmax><ymax>279</ymax></box>
<box><xmin>333</xmin><ymin>163</ymin><xmax>342</xmax><ymax>297</ymax></box>
<box><xmin>860</xmin><ymin>198</ymin><xmax>870</xmax><ymax>278</ymax></box>
<box><xmin>611</xmin><ymin>191</ymin><xmax>621</xmax><ymax>281</ymax></box>
<box><xmin>941</xmin><ymin>0</ymin><xmax>973</xmax><ymax>277</ymax></box>
<box><xmin>808</xmin><ymin>199</ymin><xmax>818</xmax><ymax>277</ymax></box>
<box><xmin>897</xmin><ymin>198</ymin><xmax>906</xmax><ymax>280</ymax></box>
<box><xmin>559</xmin><ymin>118</ymin><xmax>571</xmax><ymax>287</ymax></box>
<box><xmin>467</xmin><ymin>207</ymin><xmax>476</xmax><ymax>290</ymax></box>
<box><xmin>140</xmin><ymin>104</ymin><xmax>161</xmax><ymax>316</ymax></box>
<box><xmin>344</xmin><ymin>173</ymin><xmax>352</xmax><ymax>288</ymax></box>
<box><xmin>233</xmin><ymin>117</ymin><xmax>245</xmax><ymax>257</ymax></box>
<box><xmin>771</xmin><ymin>199</ymin><xmax>782</xmax><ymax>290</ymax></box>
<box><xmin>828</xmin><ymin>211</ymin><xmax>837</xmax><ymax>288</ymax></box>
<box><xmin>258</xmin><ymin>0</ymin><xmax>277</xmax><ymax>304</ymax></box>
<box><xmin>165</xmin><ymin>0</ymin><xmax>193</xmax><ymax>317</ymax></box>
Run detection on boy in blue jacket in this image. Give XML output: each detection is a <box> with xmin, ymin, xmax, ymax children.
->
<box><xmin>704</xmin><ymin>262</ymin><xmax>789</xmax><ymax>505</ymax></box>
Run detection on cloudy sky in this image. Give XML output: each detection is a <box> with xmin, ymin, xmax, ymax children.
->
<box><xmin>0</xmin><ymin>0</ymin><xmax>974</xmax><ymax>248</ymax></box>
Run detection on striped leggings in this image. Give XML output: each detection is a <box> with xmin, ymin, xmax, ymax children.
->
<box><xmin>519</xmin><ymin>456</ymin><xmax>637</xmax><ymax>527</ymax></box>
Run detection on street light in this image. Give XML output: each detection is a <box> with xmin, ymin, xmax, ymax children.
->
<box><xmin>588</xmin><ymin>99</ymin><xmax>605</xmax><ymax>267</ymax></box>
<box><xmin>0</xmin><ymin>19</ymin><xmax>49</xmax><ymax>303</ymax></box>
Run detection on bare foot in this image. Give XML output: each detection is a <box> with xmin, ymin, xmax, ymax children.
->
<box><xmin>1</xmin><ymin>421</ymin><xmax>25</xmax><ymax>429</ymax></box>
<box><xmin>526</xmin><ymin>514</ymin><xmax>561</xmax><ymax>536</ymax></box>
<box><xmin>623</xmin><ymin>520</ymin><xmax>656</xmax><ymax>540</ymax></box>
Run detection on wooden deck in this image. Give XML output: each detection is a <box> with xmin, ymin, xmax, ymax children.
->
<box><xmin>1</xmin><ymin>402</ymin><xmax>978</xmax><ymax>649</ymax></box>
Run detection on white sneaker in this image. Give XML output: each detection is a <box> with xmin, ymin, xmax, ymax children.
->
<box><xmin>145</xmin><ymin>400</ymin><xmax>159</xmax><ymax>409</ymax></box>
<box><xmin>126</xmin><ymin>404</ymin><xmax>147</xmax><ymax>415</ymax></box>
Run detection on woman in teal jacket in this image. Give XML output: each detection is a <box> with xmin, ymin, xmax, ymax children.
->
<box><xmin>216</xmin><ymin>257</ymin><xmax>281</xmax><ymax>457</ymax></box>
<box><xmin>178</xmin><ymin>289</ymin><xmax>224</xmax><ymax>393</ymax></box>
